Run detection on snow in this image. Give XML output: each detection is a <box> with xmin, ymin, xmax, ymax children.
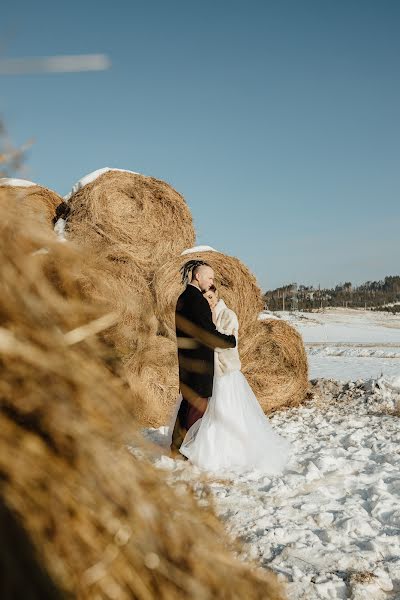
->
<box><xmin>54</xmin><ymin>217</ymin><xmax>67</xmax><ymax>242</ymax></box>
<box><xmin>263</xmin><ymin>308</ymin><xmax>400</xmax><ymax>381</ymax></box>
<box><xmin>308</xmin><ymin>347</ymin><xmax>400</xmax><ymax>358</ymax></box>
<box><xmin>135</xmin><ymin>307</ymin><xmax>400</xmax><ymax>599</ymax></box>
<box><xmin>0</xmin><ymin>177</ymin><xmax>36</xmax><ymax>187</ymax></box>
<box><xmin>141</xmin><ymin>377</ymin><xmax>400</xmax><ymax>600</ymax></box>
<box><xmin>309</xmin><ymin>356</ymin><xmax>400</xmax><ymax>382</ymax></box>
<box><xmin>279</xmin><ymin>308</ymin><xmax>400</xmax><ymax>345</ymax></box>
<box><xmin>181</xmin><ymin>245</ymin><xmax>218</xmax><ymax>255</ymax></box>
<box><xmin>64</xmin><ymin>167</ymin><xmax>139</xmax><ymax>201</ymax></box>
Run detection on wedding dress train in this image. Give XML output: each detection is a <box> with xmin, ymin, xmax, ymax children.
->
<box><xmin>179</xmin><ymin>370</ymin><xmax>291</xmax><ymax>475</ymax></box>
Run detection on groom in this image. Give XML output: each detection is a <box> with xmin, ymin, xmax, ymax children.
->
<box><xmin>170</xmin><ymin>260</ymin><xmax>237</xmax><ymax>455</ymax></box>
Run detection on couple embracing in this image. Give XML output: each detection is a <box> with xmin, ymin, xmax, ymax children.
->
<box><xmin>171</xmin><ymin>259</ymin><xmax>290</xmax><ymax>474</ymax></box>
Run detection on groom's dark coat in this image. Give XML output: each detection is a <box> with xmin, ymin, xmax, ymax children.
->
<box><xmin>175</xmin><ymin>284</ymin><xmax>236</xmax><ymax>409</ymax></box>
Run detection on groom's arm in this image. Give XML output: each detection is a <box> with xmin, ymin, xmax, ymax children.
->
<box><xmin>175</xmin><ymin>296</ymin><xmax>236</xmax><ymax>350</ymax></box>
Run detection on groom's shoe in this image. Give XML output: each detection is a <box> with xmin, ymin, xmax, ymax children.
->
<box><xmin>170</xmin><ymin>448</ymin><xmax>188</xmax><ymax>461</ymax></box>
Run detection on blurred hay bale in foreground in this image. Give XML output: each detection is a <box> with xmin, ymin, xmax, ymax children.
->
<box><xmin>0</xmin><ymin>197</ymin><xmax>285</xmax><ymax>600</ymax></box>
<box><xmin>241</xmin><ymin>319</ymin><xmax>309</xmax><ymax>413</ymax></box>
<box><xmin>78</xmin><ymin>255</ymin><xmax>158</xmax><ymax>354</ymax></box>
<box><xmin>0</xmin><ymin>498</ymin><xmax>63</xmax><ymax>600</ymax></box>
<box><xmin>125</xmin><ymin>334</ymin><xmax>179</xmax><ymax>427</ymax></box>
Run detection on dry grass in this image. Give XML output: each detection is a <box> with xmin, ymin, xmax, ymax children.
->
<box><xmin>153</xmin><ymin>248</ymin><xmax>264</xmax><ymax>340</ymax></box>
<box><xmin>0</xmin><ymin>181</ymin><xmax>61</xmax><ymax>226</ymax></box>
<box><xmin>0</xmin><ymin>194</ymin><xmax>285</xmax><ymax>600</ymax></box>
<box><xmin>67</xmin><ymin>241</ymin><xmax>179</xmax><ymax>429</ymax></box>
<box><xmin>348</xmin><ymin>571</ymin><xmax>376</xmax><ymax>584</ymax></box>
<box><xmin>0</xmin><ymin>119</ymin><xmax>33</xmax><ymax>177</ymax></box>
<box><xmin>65</xmin><ymin>170</ymin><xmax>196</xmax><ymax>277</ymax></box>
<box><xmin>125</xmin><ymin>334</ymin><xmax>179</xmax><ymax>427</ymax></box>
<box><xmin>0</xmin><ymin>497</ymin><xmax>64</xmax><ymax>600</ymax></box>
<box><xmin>240</xmin><ymin>319</ymin><xmax>309</xmax><ymax>413</ymax></box>
<box><xmin>78</xmin><ymin>253</ymin><xmax>158</xmax><ymax>354</ymax></box>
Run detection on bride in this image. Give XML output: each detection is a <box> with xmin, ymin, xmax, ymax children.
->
<box><xmin>179</xmin><ymin>285</ymin><xmax>291</xmax><ymax>474</ymax></box>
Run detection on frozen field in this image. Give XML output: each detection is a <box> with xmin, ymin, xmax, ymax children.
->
<box><xmin>139</xmin><ymin>307</ymin><xmax>400</xmax><ymax>600</ymax></box>
<box><xmin>265</xmin><ymin>308</ymin><xmax>400</xmax><ymax>381</ymax></box>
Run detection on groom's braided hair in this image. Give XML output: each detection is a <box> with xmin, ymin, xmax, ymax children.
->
<box><xmin>180</xmin><ymin>259</ymin><xmax>210</xmax><ymax>285</ymax></box>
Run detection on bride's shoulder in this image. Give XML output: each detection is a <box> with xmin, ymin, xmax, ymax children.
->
<box><xmin>220</xmin><ymin>306</ymin><xmax>239</xmax><ymax>326</ymax></box>
<box><xmin>226</xmin><ymin>306</ymin><xmax>238</xmax><ymax>318</ymax></box>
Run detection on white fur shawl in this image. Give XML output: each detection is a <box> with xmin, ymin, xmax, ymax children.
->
<box><xmin>214</xmin><ymin>299</ymin><xmax>241</xmax><ymax>376</ymax></box>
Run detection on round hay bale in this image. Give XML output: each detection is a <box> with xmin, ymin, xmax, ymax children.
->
<box><xmin>125</xmin><ymin>334</ymin><xmax>179</xmax><ymax>427</ymax></box>
<box><xmin>241</xmin><ymin>318</ymin><xmax>309</xmax><ymax>413</ymax></box>
<box><xmin>0</xmin><ymin>204</ymin><xmax>284</xmax><ymax>600</ymax></box>
<box><xmin>153</xmin><ymin>247</ymin><xmax>264</xmax><ymax>339</ymax></box>
<box><xmin>63</xmin><ymin>167</ymin><xmax>139</xmax><ymax>201</ymax></box>
<box><xmin>0</xmin><ymin>178</ymin><xmax>62</xmax><ymax>230</ymax></box>
<box><xmin>65</xmin><ymin>169</ymin><xmax>195</xmax><ymax>276</ymax></box>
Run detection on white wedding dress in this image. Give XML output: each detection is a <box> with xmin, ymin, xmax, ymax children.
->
<box><xmin>179</xmin><ymin>300</ymin><xmax>291</xmax><ymax>475</ymax></box>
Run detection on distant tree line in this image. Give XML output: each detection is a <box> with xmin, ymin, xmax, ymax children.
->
<box><xmin>263</xmin><ymin>275</ymin><xmax>400</xmax><ymax>313</ymax></box>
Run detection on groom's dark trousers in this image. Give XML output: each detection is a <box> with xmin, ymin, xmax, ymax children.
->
<box><xmin>171</xmin><ymin>284</ymin><xmax>236</xmax><ymax>453</ymax></box>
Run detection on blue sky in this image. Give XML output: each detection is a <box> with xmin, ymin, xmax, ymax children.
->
<box><xmin>1</xmin><ymin>0</ymin><xmax>399</xmax><ymax>290</ymax></box>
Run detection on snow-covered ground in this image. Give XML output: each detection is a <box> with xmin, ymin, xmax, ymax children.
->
<box><xmin>265</xmin><ymin>308</ymin><xmax>400</xmax><ymax>381</ymax></box>
<box><xmin>137</xmin><ymin>308</ymin><xmax>400</xmax><ymax>600</ymax></box>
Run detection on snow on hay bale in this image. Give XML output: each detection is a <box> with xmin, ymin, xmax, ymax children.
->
<box><xmin>65</xmin><ymin>169</ymin><xmax>195</xmax><ymax>275</ymax></box>
<box><xmin>0</xmin><ymin>178</ymin><xmax>62</xmax><ymax>229</ymax></box>
<box><xmin>241</xmin><ymin>318</ymin><xmax>309</xmax><ymax>413</ymax></box>
<box><xmin>153</xmin><ymin>247</ymin><xmax>264</xmax><ymax>339</ymax></box>
<box><xmin>0</xmin><ymin>207</ymin><xmax>284</xmax><ymax>600</ymax></box>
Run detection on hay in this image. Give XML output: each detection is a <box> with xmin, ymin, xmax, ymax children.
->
<box><xmin>241</xmin><ymin>318</ymin><xmax>309</xmax><ymax>413</ymax></box>
<box><xmin>1</xmin><ymin>417</ymin><xmax>285</xmax><ymax>600</ymax></box>
<box><xmin>153</xmin><ymin>248</ymin><xmax>264</xmax><ymax>339</ymax></box>
<box><xmin>71</xmin><ymin>246</ymin><xmax>174</xmax><ymax>422</ymax></box>
<box><xmin>125</xmin><ymin>334</ymin><xmax>179</xmax><ymax>427</ymax></box>
<box><xmin>78</xmin><ymin>253</ymin><xmax>159</xmax><ymax>356</ymax></box>
<box><xmin>0</xmin><ymin>498</ymin><xmax>63</xmax><ymax>600</ymax></box>
<box><xmin>0</xmin><ymin>193</ymin><xmax>284</xmax><ymax>600</ymax></box>
<box><xmin>65</xmin><ymin>169</ymin><xmax>196</xmax><ymax>276</ymax></box>
<box><xmin>0</xmin><ymin>178</ymin><xmax>62</xmax><ymax>230</ymax></box>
